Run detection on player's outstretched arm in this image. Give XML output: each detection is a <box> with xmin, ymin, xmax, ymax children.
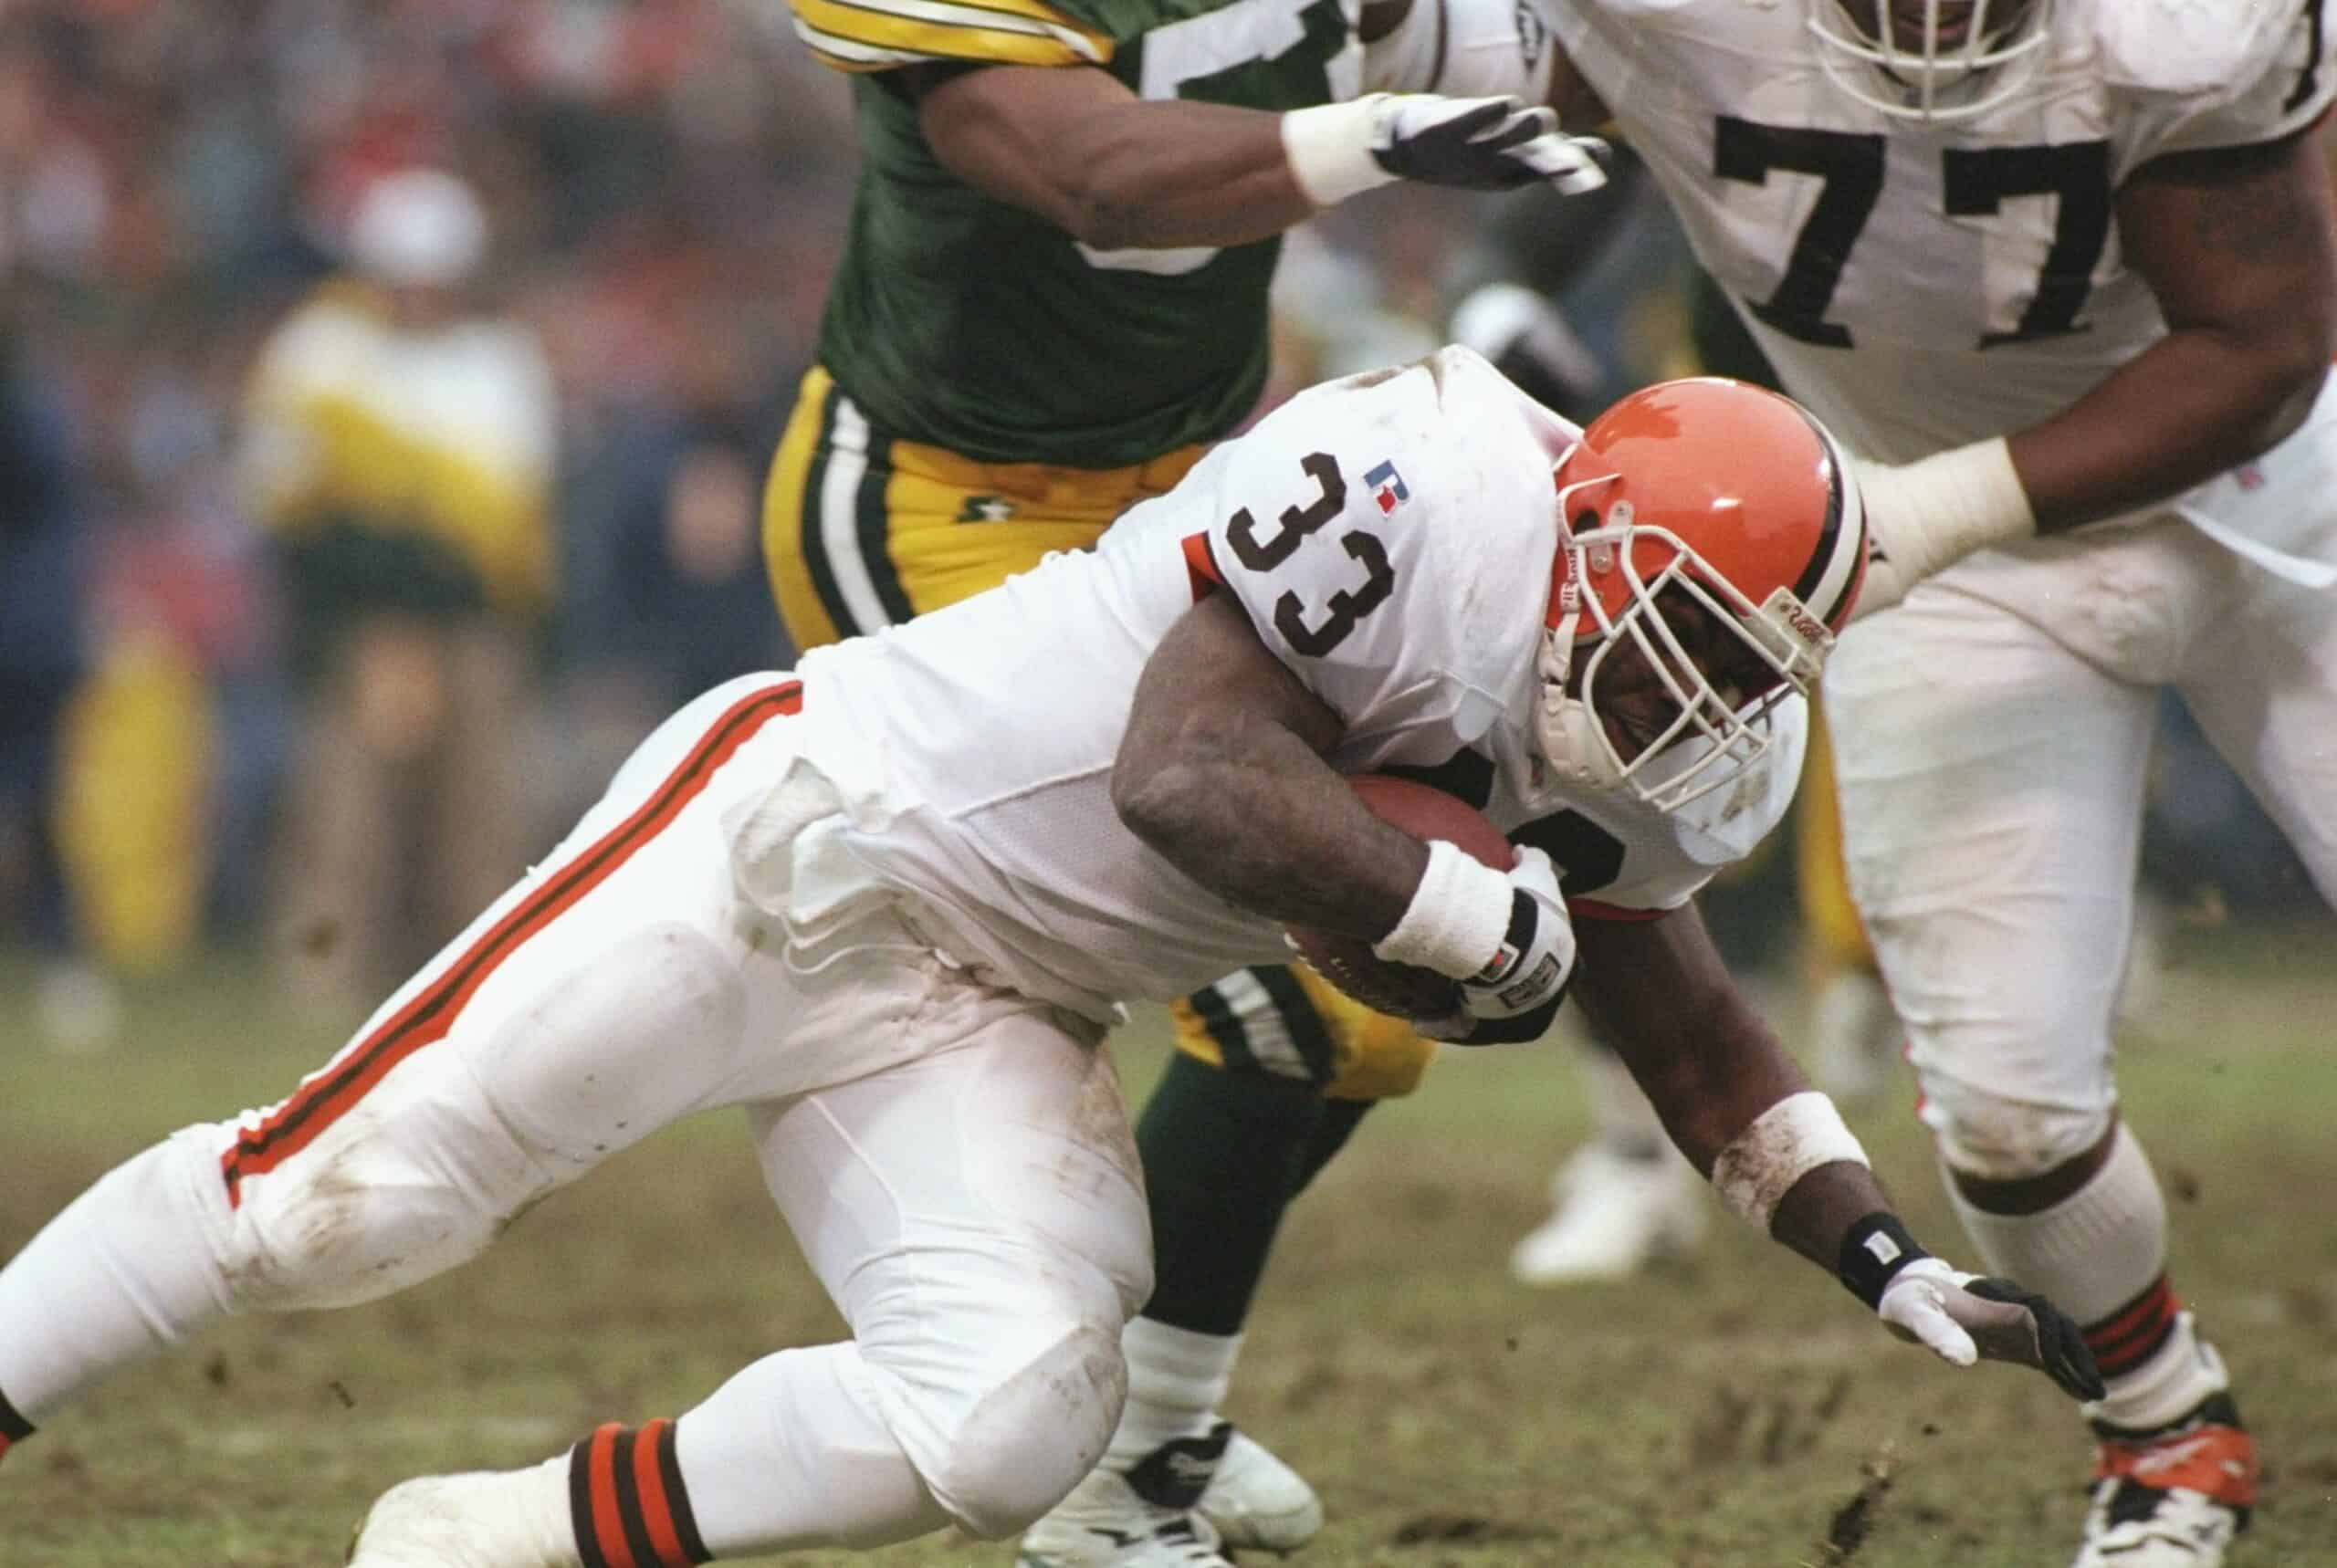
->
<box><xmin>1572</xmin><ymin>905</ymin><xmax>2105</xmax><ymax>1402</ymax></box>
<box><xmin>1854</xmin><ymin>121</ymin><xmax>2337</xmax><ymax>616</ymax></box>
<box><xmin>916</xmin><ymin>57</ymin><xmax>1604</xmax><ymax>254</ymax></box>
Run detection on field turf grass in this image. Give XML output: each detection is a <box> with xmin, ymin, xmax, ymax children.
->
<box><xmin>3</xmin><ymin>930</ymin><xmax>2334</xmax><ymax>1567</ymax></box>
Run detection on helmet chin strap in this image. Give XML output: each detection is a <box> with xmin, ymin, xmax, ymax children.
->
<box><xmin>1536</xmin><ymin>460</ymin><xmax>1626</xmax><ymax>792</ymax></box>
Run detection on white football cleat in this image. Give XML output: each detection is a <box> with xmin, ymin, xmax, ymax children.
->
<box><xmin>1019</xmin><ymin>1428</ymin><xmax>1237</xmax><ymax>1568</ymax></box>
<box><xmin>2071</xmin><ymin>1394</ymin><xmax>2256</xmax><ymax>1568</ymax></box>
<box><xmin>1509</xmin><ymin>1141</ymin><xmax>1707</xmax><ymax>1286</ymax></box>
<box><xmin>346</xmin><ymin>1461</ymin><xmax>577</xmax><ymax>1568</ymax></box>
<box><xmin>1198</xmin><ymin>1427</ymin><xmax>1323</xmax><ymax>1553</ymax></box>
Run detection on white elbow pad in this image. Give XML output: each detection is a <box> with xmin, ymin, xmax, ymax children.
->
<box><xmin>1365</xmin><ymin>0</ymin><xmax>1558</xmax><ymax>100</ymax></box>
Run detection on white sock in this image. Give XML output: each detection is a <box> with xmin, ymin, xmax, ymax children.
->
<box><xmin>674</xmin><ymin>1345</ymin><xmax>946</xmax><ymax>1553</ymax></box>
<box><xmin>1944</xmin><ymin>1124</ymin><xmax>2229</xmax><ymax>1427</ymax></box>
<box><xmin>1943</xmin><ymin>1122</ymin><xmax>2166</xmax><ymax>1326</ymax></box>
<box><xmin>1106</xmin><ymin>1318</ymin><xmax>1241</xmax><ymax>1469</ymax></box>
<box><xmin>2091</xmin><ymin>1313</ymin><xmax>2230</xmax><ymax>1433</ymax></box>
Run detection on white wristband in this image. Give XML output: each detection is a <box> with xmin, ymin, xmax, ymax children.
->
<box><xmin>1857</xmin><ymin>436</ymin><xmax>2038</xmax><ymax>585</ymax></box>
<box><xmin>1371</xmin><ymin>837</ymin><xmax>1514</xmax><ymax>979</ymax></box>
<box><xmin>1281</xmin><ymin>97</ymin><xmax>1399</xmax><ymax>207</ymax></box>
<box><xmin>1711</xmin><ymin>1091</ymin><xmax>1871</xmax><ymax>1231</ymax></box>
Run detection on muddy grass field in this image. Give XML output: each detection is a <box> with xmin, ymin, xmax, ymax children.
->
<box><xmin>5</xmin><ymin>932</ymin><xmax>2334</xmax><ymax>1568</ymax></box>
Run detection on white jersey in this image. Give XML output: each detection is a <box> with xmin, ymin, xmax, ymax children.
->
<box><xmin>1548</xmin><ymin>0</ymin><xmax>2337</xmax><ymax>568</ymax></box>
<box><xmin>743</xmin><ymin>347</ymin><xmax>1804</xmax><ymax>1021</ymax></box>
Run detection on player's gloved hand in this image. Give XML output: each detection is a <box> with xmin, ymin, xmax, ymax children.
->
<box><xmin>1418</xmin><ymin>846</ymin><xmax>1576</xmax><ymax>1043</ymax></box>
<box><xmin>1845</xmin><ymin>439</ymin><xmax>2038</xmax><ymax>623</ymax></box>
<box><xmin>1370</xmin><ymin>95</ymin><xmax>1609</xmax><ymax>193</ymax></box>
<box><xmin>1283</xmin><ymin>94</ymin><xmax>1609</xmax><ymax>209</ymax></box>
<box><xmin>1879</xmin><ymin>1258</ymin><xmax>2106</xmax><ymax>1402</ymax></box>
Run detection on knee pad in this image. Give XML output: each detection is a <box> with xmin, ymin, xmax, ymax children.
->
<box><xmin>211</xmin><ymin>1057</ymin><xmax>554</xmax><ymax>1312</ymax></box>
<box><xmin>870</xmin><ymin>1252</ymin><xmax>1133</xmax><ymax>1541</ymax></box>
<box><xmin>928</xmin><ymin>1317</ymin><xmax>1128</xmax><ymax>1539</ymax></box>
<box><xmin>1914</xmin><ymin>1073</ymin><xmax>2113</xmax><ymax>1182</ymax></box>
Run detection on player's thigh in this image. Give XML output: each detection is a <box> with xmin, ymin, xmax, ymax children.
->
<box><xmin>224</xmin><ymin>678</ymin><xmax>802</xmax><ymax>1232</ymax></box>
<box><xmin>749</xmin><ymin>989</ymin><xmax>1150</xmax><ymax>1449</ymax></box>
<box><xmin>1172</xmin><ymin>964</ymin><xmax>1435</xmax><ymax>1099</ymax></box>
<box><xmin>211</xmin><ymin>678</ymin><xmax>804</xmax><ymax>1304</ymax></box>
<box><xmin>1824</xmin><ymin>590</ymin><xmax>2157</xmax><ymax>1168</ymax></box>
<box><xmin>2177</xmin><ymin>565</ymin><xmax>2337</xmax><ymax>904</ymax></box>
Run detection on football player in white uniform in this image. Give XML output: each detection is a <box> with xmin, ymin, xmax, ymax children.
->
<box><xmin>1523</xmin><ymin>1</ymin><xmax>2337</xmax><ymax>1563</ymax></box>
<box><xmin>0</xmin><ymin>350</ymin><xmax>2100</xmax><ymax>1565</ymax></box>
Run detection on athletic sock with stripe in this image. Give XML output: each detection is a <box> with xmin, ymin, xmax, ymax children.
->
<box><xmin>570</xmin><ymin>1421</ymin><xmax>714</xmax><ymax>1568</ymax></box>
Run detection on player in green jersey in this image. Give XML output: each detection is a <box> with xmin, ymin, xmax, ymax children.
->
<box><xmin>764</xmin><ymin>4</ymin><xmax>1610</xmax><ymax>1563</ymax></box>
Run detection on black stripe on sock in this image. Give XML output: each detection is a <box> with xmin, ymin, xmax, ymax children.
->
<box><xmin>1252</xmin><ymin>965</ymin><xmax>1339</xmax><ymax>1084</ymax></box>
<box><xmin>2093</xmin><ymin>1314</ymin><xmax>2179</xmax><ymax>1377</ymax></box>
<box><xmin>570</xmin><ymin>1432</ymin><xmax>611</xmax><ymax>1568</ymax></box>
<box><xmin>0</xmin><ymin>1387</ymin><xmax>33</xmax><ymax>1443</ymax></box>
<box><xmin>655</xmin><ymin>1420</ymin><xmax>714</xmax><ymax>1564</ymax></box>
<box><xmin>608</xmin><ymin>1427</ymin><xmax>663</xmax><ymax>1568</ymax></box>
<box><xmin>853</xmin><ymin>426</ymin><xmax>917</xmax><ymax>626</ymax></box>
<box><xmin>799</xmin><ymin>382</ymin><xmax>863</xmax><ymax>638</ymax></box>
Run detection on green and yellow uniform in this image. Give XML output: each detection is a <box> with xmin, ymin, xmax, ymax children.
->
<box><xmin>770</xmin><ymin>0</ymin><xmax>1438</xmax><ymax>1098</ymax></box>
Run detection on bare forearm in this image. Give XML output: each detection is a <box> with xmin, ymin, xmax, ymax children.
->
<box><xmin>921</xmin><ymin>68</ymin><xmax>1315</xmax><ymax>251</ymax></box>
<box><xmin>1116</xmin><ymin>715</ymin><xmax>1429</xmax><ymax>938</ymax></box>
<box><xmin>2008</xmin><ymin>330</ymin><xmax>2328</xmax><ymax>532</ymax></box>
<box><xmin>1058</xmin><ymin>99</ymin><xmax>1316</xmax><ymax>248</ymax></box>
<box><xmin>1575</xmin><ymin>910</ymin><xmax>1894</xmax><ymax>1268</ymax></box>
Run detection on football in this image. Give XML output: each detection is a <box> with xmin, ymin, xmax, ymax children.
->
<box><xmin>1284</xmin><ymin>774</ymin><xmax>1514</xmax><ymax>1020</ymax></box>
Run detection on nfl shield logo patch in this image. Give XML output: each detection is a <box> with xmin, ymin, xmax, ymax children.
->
<box><xmin>1365</xmin><ymin>460</ymin><xmax>1410</xmax><ymax>515</ymax></box>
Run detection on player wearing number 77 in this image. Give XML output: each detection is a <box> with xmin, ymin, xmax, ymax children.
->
<box><xmin>0</xmin><ymin>349</ymin><xmax>2102</xmax><ymax>1564</ymax></box>
<box><xmin>1520</xmin><ymin>2</ymin><xmax>2337</xmax><ymax>1563</ymax></box>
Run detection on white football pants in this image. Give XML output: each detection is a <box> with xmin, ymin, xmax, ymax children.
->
<box><xmin>0</xmin><ymin>674</ymin><xmax>1153</xmax><ymax>1550</ymax></box>
<box><xmin>1826</xmin><ymin>517</ymin><xmax>2337</xmax><ymax>1178</ymax></box>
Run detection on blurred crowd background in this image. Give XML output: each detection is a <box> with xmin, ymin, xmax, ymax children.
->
<box><xmin>0</xmin><ymin>0</ymin><xmax>2320</xmax><ymax>1052</ymax></box>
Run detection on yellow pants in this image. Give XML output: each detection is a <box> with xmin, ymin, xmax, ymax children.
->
<box><xmin>761</xmin><ymin>366</ymin><xmax>1438</xmax><ymax>1099</ymax></box>
<box><xmin>1796</xmin><ymin>705</ymin><xmax>1876</xmax><ymax>973</ymax></box>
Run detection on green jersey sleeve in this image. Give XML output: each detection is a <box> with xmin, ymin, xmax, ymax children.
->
<box><xmin>789</xmin><ymin>0</ymin><xmax>1116</xmax><ymax>73</ymax></box>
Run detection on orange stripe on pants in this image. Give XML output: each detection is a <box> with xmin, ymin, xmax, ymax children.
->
<box><xmin>220</xmin><ymin>682</ymin><xmax>802</xmax><ymax>1204</ymax></box>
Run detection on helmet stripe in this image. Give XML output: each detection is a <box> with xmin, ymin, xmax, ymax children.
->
<box><xmin>1786</xmin><ymin>404</ymin><xmax>1866</xmax><ymax>629</ymax></box>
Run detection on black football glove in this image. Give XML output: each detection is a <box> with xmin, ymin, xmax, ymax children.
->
<box><xmin>1368</xmin><ymin>96</ymin><xmax>1609</xmax><ymax>194</ymax></box>
<box><xmin>1879</xmin><ymin>1260</ymin><xmax>2106</xmax><ymax>1402</ymax></box>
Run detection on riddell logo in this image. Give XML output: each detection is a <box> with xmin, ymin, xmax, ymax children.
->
<box><xmin>1765</xmin><ymin>590</ymin><xmax>1828</xmax><ymax>648</ymax></box>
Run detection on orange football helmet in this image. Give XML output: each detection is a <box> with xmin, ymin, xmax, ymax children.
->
<box><xmin>1539</xmin><ymin>375</ymin><xmax>1867</xmax><ymax>813</ymax></box>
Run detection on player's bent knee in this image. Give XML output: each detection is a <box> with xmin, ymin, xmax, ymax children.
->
<box><xmin>927</xmin><ymin>1319</ymin><xmax>1128</xmax><ymax>1539</ymax></box>
<box><xmin>1917</xmin><ymin>1077</ymin><xmax>2112</xmax><ymax>1182</ymax></box>
<box><xmin>867</xmin><ymin>1249</ymin><xmax>1137</xmax><ymax>1540</ymax></box>
<box><xmin>206</xmin><ymin>1072</ymin><xmax>556</xmax><ymax>1313</ymax></box>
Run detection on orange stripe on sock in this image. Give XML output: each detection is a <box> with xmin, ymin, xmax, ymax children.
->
<box><xmin>632</xmin><ymin>1418</ymin><xmax>689</xmax><ymax>1568</ymax></box>
<box><xmin>2087</xmin><ymin>1277</ymin><xmax>2176</xmax><ymax>1351</ymax></box>
<box><xmin>590</xmin><ymin>1425</ymin><xmax>642</xmax><ymax>1568</ymax></box>
<box><xmin>220</xmin><ymin>682</ymin><xmax>802</xmax><ymax>1204</ymax></box>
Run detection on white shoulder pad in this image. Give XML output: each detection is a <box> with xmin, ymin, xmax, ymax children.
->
<box><xmin>2092</xmin><ymin>0</ymin><xmax>2297</xmax><ymax>97</ymax></box>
